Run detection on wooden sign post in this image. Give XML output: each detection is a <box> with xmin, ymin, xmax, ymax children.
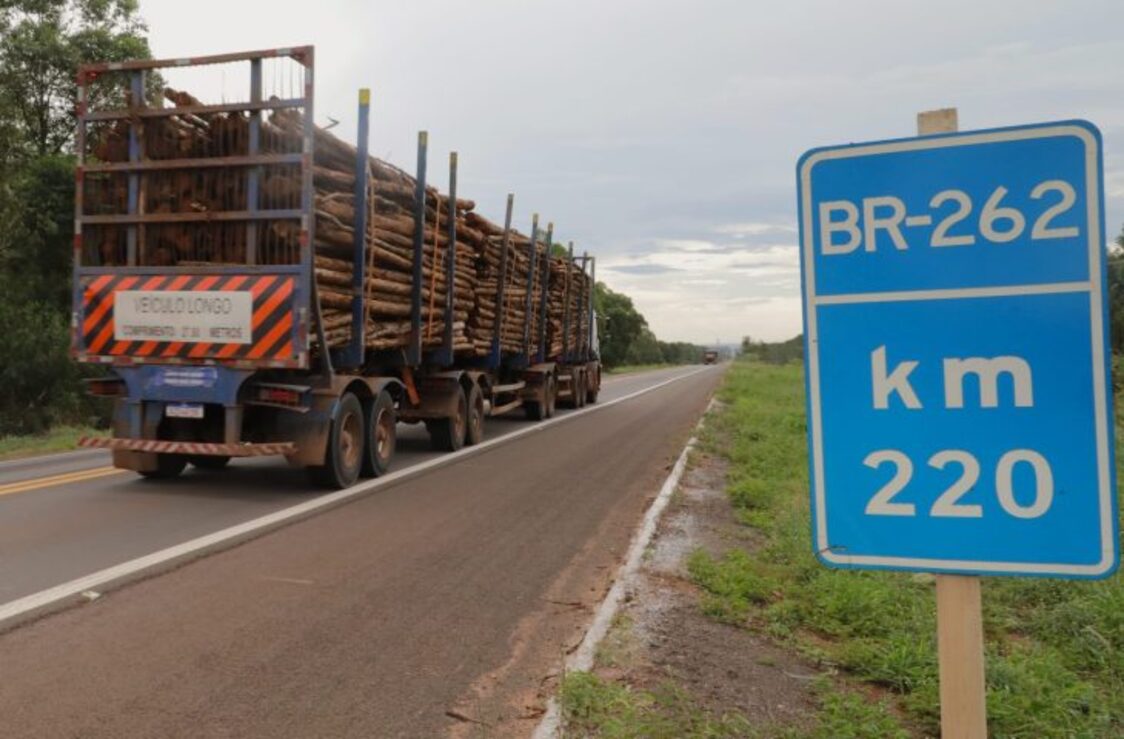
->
<box><xmin>918</xmin><ymin>107</ymin><xmax>988</xmax><ymax>739</ymax></box>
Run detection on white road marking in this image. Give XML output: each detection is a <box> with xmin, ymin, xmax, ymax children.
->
<box><xmin>532</xmin><ymin>398</ymin><xmax>714</xmax><ymax>739</ymax></box>
<box><xmin>0</xmin><ymin>366</ymin><xmax>716</xmax><ymax>631</ymax></box>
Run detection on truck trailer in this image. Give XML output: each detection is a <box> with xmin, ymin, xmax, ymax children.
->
<box><xmin>72</xmin><ymin>46</ymin><xmax>601</xmax><ymax>488</ymax></box>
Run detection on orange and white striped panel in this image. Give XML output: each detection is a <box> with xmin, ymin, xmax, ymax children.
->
<box><xmin>79</xmin><ymin>274</ymin><xmax>298</xmax><ymax>364</ymax></box>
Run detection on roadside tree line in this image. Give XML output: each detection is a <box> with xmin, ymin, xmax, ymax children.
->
<box><xmin>592</xmin><ymin>283</ymin><xmax>710</xmax><ymax>368</ymax></box>
<box><xmin>0</xmin><ymin>0</ymin><xmax>149</xmax><ymax>434</ymax></box>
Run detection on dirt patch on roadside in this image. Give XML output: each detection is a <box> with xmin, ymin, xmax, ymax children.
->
<box><xmin>587</xmin><ymin>448</ymin><xmax>822</xmax><ymax>732</ymax></box>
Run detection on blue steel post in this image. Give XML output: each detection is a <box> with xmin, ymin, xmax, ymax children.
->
<box><xmin>491</xmin><ymin>193</ymin><xmax>514</xmax><ymax>366</ymax></box>
<box><xmin>126</xmin><ymin>71</ymin><xmax>143</xmax><ymax>265</ymax></box>
<box><xmin>409</xmin><ymin>132</ymin><xmax>429</xmax><ymax>366</ymax></box>
<box><xmin>440</xmin><ymin>152</ymin><xmax>458</xmax><ymax>366</ymax></box>
<box><xmin>522</xmin><ymin>214</ymin><xmax>539</xmax><ymax>358</ymax></box>
<box><xmin>579</xmin><ymin>252</ymin><xmax>589</xmax><ymax>359</ymax></box>
<box><xmin>300</xmin><ymin>47</ymin><xmax>324</xmax><ymax>373</ymax></box>
<box><xmin>345</xmin><ymin>88</ymin><xmax>371</xmax><ymax>368</ymax></box>
<box><xmin>562</xmin><ymin>241</ymin><xmax>573</xmax><ymax>361</ymax></box>
<box><xmin>536</xmin><ymin>223</ymin><xmax>553</xmax><ymax>363</ymax></box>
<box><xmin>246</xmin><ymin>59</ymin><xmax>262</xmax><ymax>265</ymax></box>
<box><xmin>588</xmin><ymin>255</ymin><xmax>596</xmax><ymax>358</ymax></box>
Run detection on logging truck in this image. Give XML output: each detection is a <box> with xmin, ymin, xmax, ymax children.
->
<box><xmin>72</xmin><ymin>46</ymin><xmax>601</xmax><ymax>488</ymax></box>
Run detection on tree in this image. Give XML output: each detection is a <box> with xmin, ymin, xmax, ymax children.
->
<box><xmin>0</xmin><ymin>1</ymin><xmax>150</xmax><ymax>160</ymax></box>
<box><xmin>0</xmin><ymin>0</ymin><xmax>150</xmax><ymax>312</ymax></box>
<box><xmin>1109</xmin><ymin>225</ymin><xmax>1124</xmax><ymax>355</ymax></box>
<box><xmin>593</xmin><ymin>282</ymin><xmax>647</xmax><ymax>367</ymax></box>
<box><xmin>0</xmin><ymin>154</ymin><xmax>76</xmax><ymax>307</ymax></box>
<box><xmin>623</xmin><ymin>327</ymin><xmax>662</xmax><ymax>365</ymax></box>
<box><xmin>0</xmin><ymin>1</ymin><xmax>149</xmax><ymax>434</ymax></box>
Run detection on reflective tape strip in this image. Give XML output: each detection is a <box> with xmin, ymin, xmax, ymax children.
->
<box><xmin>78</xmin><ymin>437</ymin><xmax>297</xmax><ymax>457</ymax></box>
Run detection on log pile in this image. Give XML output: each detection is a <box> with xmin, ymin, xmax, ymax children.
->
<box><xmin>84</xmin><ymin>86</ymin><xmax>593</xmax><ymax>363</ymax></box>
<box><xmin>545</xmin><ymin>257</ymin><xmax>593</xmax><ymax>359</ymax></box>
<box><xmin>467</xmin><ymin>219</ymin><xmax>549</xmax><ymax>357</ymax></box>
<box><xmin>267</xmin><ymin>108</ymin><xmax>483</xmax><ymax>353</ymax></box>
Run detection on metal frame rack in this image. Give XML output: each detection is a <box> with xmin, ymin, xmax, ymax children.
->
<box><xmin>72</xmin><ymin>46</ymin><xmax>315</xmax><ymax>371</ymax></box>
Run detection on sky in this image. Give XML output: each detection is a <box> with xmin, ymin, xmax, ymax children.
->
<box><xmin>140</xmin><ymin>0</ymin><xmax>1124</xmax><ymax>343</ymax></box>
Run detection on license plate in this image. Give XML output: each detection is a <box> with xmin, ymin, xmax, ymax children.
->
<box><xmin>166</xmin><ymin>403</ymin><xmax>204</xmax><ymax>419</ymax></box>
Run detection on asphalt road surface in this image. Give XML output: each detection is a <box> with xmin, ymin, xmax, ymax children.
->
<box><xmin>0</xmin><ymin>364</ymin><xmax>722</xmax><ymax>737</ymax></box>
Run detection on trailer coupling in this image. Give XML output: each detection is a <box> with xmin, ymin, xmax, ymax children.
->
<box><xmin>78</xmin><ymin>437</ymin><xmax>296</xmax><ymax>457</ymax></box>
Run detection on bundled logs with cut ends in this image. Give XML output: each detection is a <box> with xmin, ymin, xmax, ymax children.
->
<box><xmin>83</xmin><ymin>87</ymin><xmax>593</xmax><ymax>362</ymax></box>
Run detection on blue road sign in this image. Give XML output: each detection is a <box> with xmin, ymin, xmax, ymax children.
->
<box><xmin>796</xmin><ymin>121</ymin><xmax>1117</xmax><ymax>578</ymax></box>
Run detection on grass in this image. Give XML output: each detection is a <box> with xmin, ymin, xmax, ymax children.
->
<box><xmin>686</xmin><ymin>360</ymin><xmax>1124</xmax><ymax>738</ymax></box>
<box><xmin>0</xmin><ymin>423</ymin><xmax>100</xmax><ymax>461</ymax></box>
<box><xmin>606</xmin><ymin>363</ymin><xmax>686</xmax><ymax>376</ymax></box>
<box><xmin>559</xmin><ymin>671</ymin><xmax>907</xmax><ymax>739</ymax></box>
<box><xmin>560</xmin><ymin>671</ymin><xmax>753</xmax><ymax>738</ymax></box>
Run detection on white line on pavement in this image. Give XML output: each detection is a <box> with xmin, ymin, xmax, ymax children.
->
<box><xmin>0</xmin><ymin>365</ymin><xmax>716</xmax><ymax>632</ymax></box>
<box><xmin>532</xmin><ymin>397</ymin><xmax>715</xmax><ymax>739</ymax></box>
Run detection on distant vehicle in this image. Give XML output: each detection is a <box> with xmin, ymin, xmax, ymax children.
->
<box><xmin>703</xmin><ymin>350</ymin><xmax>718</xmax><ymax>364</ymax></box>
<box><xmin>69</xmin><ymin>46</ymin><xmax>601</xmax><ymax>488</ymax></box>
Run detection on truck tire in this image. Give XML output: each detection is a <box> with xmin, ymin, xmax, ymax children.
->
<box><xmin>361</xmin><ymin>390</ymin><xmax>396</xmax><ymax>478</ymax></box>
<box><xmin>573</xmin><ymin>371</ymin><xmax>587</xmax><ymax>409</ymax></box>
<box><xmin>544</xmin><ymin>374</ymin><xmax>557</xmax><ymax>418</ymax></box>
<box><xmin>524</xmin><ymin>398</ymin><xmax>544</xmax><ymax>421</ymax></box>
<box><xmin>189</xmin><ymin>455</ymin><xmax>230</xmax><ymax>470</ymax></box>
<box><xmin>586</xmin><ymin>372</ymin><xmax>600</xmax><ymax>404</ymax></box>
<box><xmin>308</xmin><ymin>392</ymin><xmax>364</xmax><ymax>489</ymax></box>
<box><xmin>465</xmin><ymin>383</ymin><xmax>485</xmax><ymax>446</ymax></box>
<box><xmin>429</xmin><ymin>385</ymin><xmax>467</xmax><ymax>452</ymax></box>
<box><xmin>138</xmin><ymin>453</ymin><xmax>187</xmax><ymax>479</ymax></box>
<box><xmin>524</xmin><ymin>374</ymin><xmax>555</xmax><ymax>421</ymax></box>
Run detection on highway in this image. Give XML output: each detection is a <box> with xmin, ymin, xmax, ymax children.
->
<box><xmin>0</xmin><ymin>364</ymin><xmax>722</xmax><ymax>738</ymax></box>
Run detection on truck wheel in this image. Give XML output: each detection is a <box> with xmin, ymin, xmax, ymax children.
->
<box><xmin>138</xmin><ymin>453</ymin><xmax>187</xmax><ymax>479</ymax></box>
<box><xmin>587</xmin><ymin>372</ymin><xmax>600</xmax><ymax>404</ymax></box>
<box><xmin>362</xmin><ymin>390</ymin><xmax>396</xmax><ymax>478</ymax></box>
<box><xmin>429</xmin><ymin>385</ymin><xmax>467</xmax><ymax>452</ymax></box>
<box><xmin>308</xmin><ymin>392</ymin><xmax>364</xmax><ymax>489</ymax></box>
<box><xmin>524</xmin><ymin>375</ymin><xmax>553</xmax><ymax>421</ymax></box>
<box><xmin>544</xmin><ymin>374</ymin><xmax>557</xmax><ymax>418</ymax></box>
<box><xmin>465</xmin><ymin>383</ymin><xmax>485</xmax><ymax>446</ymax></box>
<box><xmin>573</xmin><ymin>372</ymin><xmax>587</xmax><ymax>409</ymax></box>
<box><xmin>189</xmin><ymin>455</ymin><xmax>230</xmax><ymax>470</ymax></box>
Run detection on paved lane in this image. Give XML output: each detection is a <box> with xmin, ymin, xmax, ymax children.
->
<box><xmin>0</xmin><ymin>365</ymin><xmax>706</xmax><ymax>605</ymax></box>
<box><xmin>0</xmin><ymin>363</ymin><xmax>722</xmax><ymax>738</ymax></box>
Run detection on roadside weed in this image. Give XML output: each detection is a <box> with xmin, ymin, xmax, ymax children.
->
<box><xmin>689</xmin><ymin>360</ymin><xmax>1124</xmax><ymax>738</ymax></box>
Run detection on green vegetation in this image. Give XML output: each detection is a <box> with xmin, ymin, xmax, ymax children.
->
<box><xmin>593</xmin><ymin>283</ymin><xmax>711</xmax><ymax>368</ymax></box>
<box><xmin>740</xmin><ymin>335</ymin><xmax>803</xmax><ymax>364</ymax></box>
<box><xmin>1107</xmin><ymin>232</ymin><xmax>1124</xmax><ymax>355</ymax></box>
<box><xmin>0</xmin><ymin>423</ymin><xmax>101</xmax><ymax>460</ymax></box>
<box><xmin>560</xmin><ymin>670</ymin><xmax>753</xmax><ymax>739</ymax></box>
<box><xmin>688</xmin><ymin>360</ymin><xmax>1124</xmax><ymax>738</ymax></box>
<box><xmin>0</xmin><ymin>300</ymin><xmax>108</xmax><ymax>434</ymax></box>
<box><xmin>559</xmin><ymin>670</ymin><xmax>906</xmax><ymax>739</ymax></box>
<box><xmin>0</xmin><ymin>1</ymin><xmax>150</xmax><ymax>435</ymax></box>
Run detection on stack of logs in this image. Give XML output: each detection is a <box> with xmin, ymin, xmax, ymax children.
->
<box><xmin>84</xmin><ymin>86</ymin><xmax>593</xmax><ymax>360</ymax></box>
<box><xmin>546</xmin><ymin>256</ymin><xmax>592</xmax><ymax>360</ymax></box>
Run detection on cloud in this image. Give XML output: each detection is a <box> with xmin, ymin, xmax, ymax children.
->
<box><xmin>605</xmin><ymin>263</ymin><xmax>684</xmax><ymax>275</ymax></box>
<box><xmin>713</xmin><ymin>222</ymin><xmax>798</xmax><ymax>238</ymax></box>
<box><xmin>138</xmin><ymin>0</ymin><xmax>1124</xmax><ymax>342</ymax></box>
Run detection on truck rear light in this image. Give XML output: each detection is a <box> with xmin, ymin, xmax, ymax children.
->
<box><xmin>84</xmin><ymin>377</ymin><xmax>125</xmax><ymax>397</ymax></box>
<box><xmin>256</xmin><ymin>386</ymin><xmax>303</xmax><ymax>406</ymax></box>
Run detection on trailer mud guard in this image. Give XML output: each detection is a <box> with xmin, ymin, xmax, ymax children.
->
<box><xmin>280</xmin><ymin>375</ymin><xmax>403</xmax><ymax>467</ymax></box>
